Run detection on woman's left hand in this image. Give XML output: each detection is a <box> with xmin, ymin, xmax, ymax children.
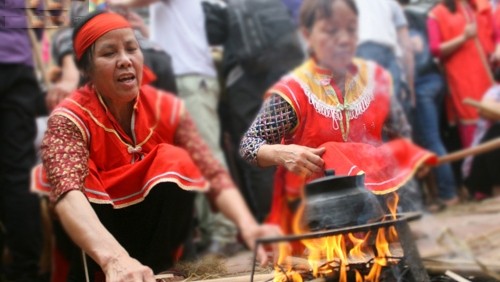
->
<box><xmin>240</xmin><ymin>223</ymin><xmax>283</xmax><ymax>266</ymax></box>
<box><xmin>416</xmin><ymin>164</ymin><xmax>431</xmax><ymax>179</ymax></box>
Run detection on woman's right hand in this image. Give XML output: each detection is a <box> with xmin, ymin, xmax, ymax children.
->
<box><xmin>276</xmin><ymin>144</ymin><xmax>326</xmax><ymax>177</ymax></box>
<box><xmin>102</xmin><ymin>254</ymin><xmax>155</xmax><ymax>282</ymax></box>
<box><xmin>463</xmin><ymin>22</ymin><xmax>477</xmax><ymax>40</ymax></box>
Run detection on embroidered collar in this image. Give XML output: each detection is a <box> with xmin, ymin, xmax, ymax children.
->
<box><xmin>293</xmin><ymin>58</ymin><xmax>376</xmax><ymax>122</ymax></box>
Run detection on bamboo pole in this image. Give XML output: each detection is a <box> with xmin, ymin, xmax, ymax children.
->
<box><xmin>435</xmin><ymin>137</ymin><xmax>500</xmax><ymax>165</ymax></box>
<box><xmin>25</xmin><ymin>6</ymin><xmax>50</xmax><ymax>88</ymax></box>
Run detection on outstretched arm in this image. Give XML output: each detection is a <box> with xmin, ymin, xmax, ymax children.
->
<box><xmin>55</xmin><ymin>191</ymin><xmax>155</xmax><ymax>281</ymax></box>
<box><xmin>174</xmin><ymin>107</ymin><xmax>283</xmax><ymax>265</ymax></box>
<box><xmin>42</xmin><ymin>116</ymin><xmax>155</xmax><ymax>281</ymax></box>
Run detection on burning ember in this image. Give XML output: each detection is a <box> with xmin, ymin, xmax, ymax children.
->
<box><xmin>271</xmin><ymin>193</ymin><xmax>408</xmax><ymax>282</ymax></box>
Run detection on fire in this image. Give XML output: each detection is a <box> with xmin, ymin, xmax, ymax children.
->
<box><xmin>273</xmin><ymin>192</ymin><xmax>402</xmax><ymax>282</ymax></box>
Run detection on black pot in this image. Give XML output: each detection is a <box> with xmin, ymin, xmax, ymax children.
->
<box><xmin>304</xmin><ymin>170</ymin><xmax>385</xmax><ymax>231</ymax></box>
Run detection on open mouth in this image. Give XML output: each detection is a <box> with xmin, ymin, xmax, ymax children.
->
<box><xmin>118</xmin><ymin>74</ymin><xmax>136</xmax><ymax>83</ymax></box>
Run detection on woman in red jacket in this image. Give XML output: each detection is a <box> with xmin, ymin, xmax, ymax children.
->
<box><xmin>428</xmin><ymin>0</ymin><xmax>500</xmax><ymax>148</ymax></box>
<box><xmin>33</xmin><ymin>11</ymin><xmax>280</xmax><ymax>282</ymax></box>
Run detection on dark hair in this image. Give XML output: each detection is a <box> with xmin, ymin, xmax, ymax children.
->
<box><xmin>72</xmin><ymin>10</ymin><xmax>107</xmax><ymax>78</ymax></box>
<box><xmin>299</xmin><ymin>0</ymin><xmax>358</xmax><ymax>31</ymax></box>
<box><xmin>443</xmin><ymin>0</ymin><xmax>457</xmax><ymax>13</ymax></box>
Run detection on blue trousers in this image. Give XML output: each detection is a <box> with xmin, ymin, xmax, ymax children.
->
<box><xmin>413</xmin><ymin>73</ymin><xmax>457</xmax><ymax>200</ymax></box>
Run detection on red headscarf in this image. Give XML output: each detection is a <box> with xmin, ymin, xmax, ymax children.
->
<box><xmin>73</xmin><ymin>12</ymin><xmax>156</xmax><ymax>85</ymax></box>
<box><xmin>74</xmin><ymin>12</ymin><xmax>131</xmax><ymax>61</ymax></box>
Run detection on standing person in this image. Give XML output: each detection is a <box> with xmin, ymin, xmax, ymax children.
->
<box><xmin>32</xmin><ymin>11</ymin><xmax>281</xmax><ymax>281</ymax></box>
<box><xmin>0</xmin><ymin>1</ymin><xmax>43</xmax><ymax>281</ymax></box>
<box><xmin>400</xmin><ymin>1</ymin><xmax>459</xmax><ymax>206</ymax></box>
<box><xmin>463</xmin><ymin>67</ymin><xmax>500</xmax><ymax>200</ymax></box>
<box><xmin>108</xmin><ymin>0</ymin><xmax>239</xmax><ymax>255</ymax></box>
<box><xmin>355</xmin><ymin>0</ymin><xmax>416</xmax><ymax>118</ymax></box>
<box><xmin>428</xmin><ymin>0</ymin><xmax>500</xmax><ymax>148</ymax></box>
<box><xmin>203</xmin><ymin>0</ymin><xmax>305</xmax><ymax>222</ymax></box>
<box><xmin>240</xmin><ymin>0</ymin><xmax>436</xmax><ymax>235</ymax></box>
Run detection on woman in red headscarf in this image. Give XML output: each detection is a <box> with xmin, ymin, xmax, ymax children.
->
<box><xmin>32</xmin><ymin>11</ymin><xmax>281</xmax><ymax>282</ymax></box>
<box><xmin>428</xmin><ymin>0</ymin><xmax>500</xmax><ymax>148</ymax></box>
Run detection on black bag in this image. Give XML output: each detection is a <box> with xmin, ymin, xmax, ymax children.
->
<box><xmin>225</xmin><ymin>0</ymin><xmax>304</xmax><ymax>74</ymax></box>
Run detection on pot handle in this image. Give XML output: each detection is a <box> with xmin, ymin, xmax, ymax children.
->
<box><xmin>325</xmin><ymin>169</ymin><xmax>335</xmax><ymax>176</ymax></box>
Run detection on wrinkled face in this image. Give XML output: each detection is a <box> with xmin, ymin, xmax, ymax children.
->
<box><xmin>303</xmin><ymin>0</ymin><xmax>358</xmax><ymax>76</ymax></box>
<box><xmin>89</xmin><ymin>28</ymin><xmax>143</xmax><ymax>105</ymax></box>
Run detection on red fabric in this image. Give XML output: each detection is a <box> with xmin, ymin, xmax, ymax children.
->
<box><xmin>427</xmin><ymin>18</ymin><xmax>442</xmax><ymax>57</ymax></box>
<box><xmin>265</xmin><ymin>59</ymin><xmax>435</xmax><ymax>235</ymax></box>
<box><xmin>318</xmin><ymin>140</ymin><xmax>437</xmax><ymax>192</ymax></box>
<box><xmin>458</xmin><ymin>123</ymin><xmax>478</xmax><ymax>148</ymax></box>
<box><xmin>74</xmin><ymin>12</ymin><xmax>131</xmax><ymax>60</ymax></box>
<box><xmin>430</xmin><ymin>0</ymin><xmax>495</xmax><ymax>124</ymax></box>
<box><xmin>33</xmin><ymin>84</ymin><xmax>209</xmax><ymax>207</ymax></box>
<box><xmin>495</xmin><ymin>6</ymin><xmax>500</xmax><ymax>43</ymax></box>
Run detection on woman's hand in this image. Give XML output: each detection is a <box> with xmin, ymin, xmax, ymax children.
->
<box><xmin>46</xmin><ymin>80</ymin><xmax>76</xmax><ymax>111</ymax></box>
<box><xmin>102</xmin><ymin>254</ymin><xmax>155</xmax><ymax>282</ymax></box>
<box><xmin>276</xmin><ymin>145</ymin><xmax>326</xmax><ymax>177</ymax></box>
<box><xmin>239</xmin><ymin>223</ymin><xmax>284</xmax><ymax>267</ymax></box>
<box><xmin>462</xmin><ymin>22</ymin><xmax>477</xmax><ymax>40</ymax></box>
<box><xmin>416</xmin><ymin>164</ymin><xmax>431</xmax><ymax>179</ymax></box>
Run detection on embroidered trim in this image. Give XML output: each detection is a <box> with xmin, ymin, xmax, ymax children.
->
<box><xmin>295</xmin><ymin>62</ymin><xmax>376</xmax><ymax>124</ymax></box>
<box><xmin>53</xmin><ymin>108</ymin><xmax>91</xmax><ymax>146</ymax></box>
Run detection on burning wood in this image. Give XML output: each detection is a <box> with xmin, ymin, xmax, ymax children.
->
<box><xmin>249</xmin><ymin>192</ymin><xmax>429</xmax><ymax>282</ymax></box>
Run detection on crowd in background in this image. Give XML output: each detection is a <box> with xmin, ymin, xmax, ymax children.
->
<box><xmin>1</xmin><ymin>0</ymin><xmax>500</xmax><ymax>281</ymax></box>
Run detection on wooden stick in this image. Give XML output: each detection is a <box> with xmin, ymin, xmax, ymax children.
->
<box><xmin>435</xmin><ymin>137</ymin><xmax>500</xmax><ymax>165</ymax></box>
<box><xmin>445</xmin><ymin>270</ymin><xmax>472</xmax><ymax>282</ymax></box>
<box><xmin>463</xmin><ymin>98</ymin><xmax>500</xmax><ymax>121</ymax></box>
<box><xmin>187</xmin><ymin>273</ymin><xmax>275</xmax><ymax>282</ymax></box>
<box><xmin>25</xmin><ymin>7</ymin><xmax>50</xmax><ymax>88</ymax></box>
<box><xmin>154</xmin><ymin>273</ymin><xmax>174</xmax><ymax>279</ymax></box>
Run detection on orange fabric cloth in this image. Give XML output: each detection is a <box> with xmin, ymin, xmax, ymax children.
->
<box><xmin>32</xmin><ymin>84</ymin><xmax>208</xmax><ymax>207</ymax></box>
<box><xmin>73</xmin><ymin>12</ymin><xmax>131</xmax><ymax>60</ymax></box>
<box><xmin>265</xmin><ymin>59</ymin><xmax>436</xmax><ymax>234</ymax></box>
<box><xmin>430</xmin><ymin>0</ymin><xmax>495</xmax><ymax>124</ymax></box>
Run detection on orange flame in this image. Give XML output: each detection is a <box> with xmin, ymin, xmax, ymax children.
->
<box><xmin>273</xmin><ymin>192</ymin><xmax>402</xmax><ymax>281</ymax></box>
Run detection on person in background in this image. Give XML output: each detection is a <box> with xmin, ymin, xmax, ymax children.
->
<box><xmin>355</xmin><ymin>0</ymin><xmax>416</xmax><ymax>120</ymax></box>
<box><xmin>32</xmin><ymin>11</ymin><xmax>281</xmax><ymax>281</ymax></box>
<box><xmin>0</xmin><ymin>1</ymin><xmax>44</xmax><ymax>280</ymax></box>
<box><xmin>240</xmin><ymin>0</ymin><xmax>436</xmax><ymax>235</ymax></box>
<box><xmin>203</xmin><ymin>0</ymin><xmax>305</xmax><ymax>223</ymax></box>
<box><xmin>463</xmin><ymin>67</ymin><xmax>500</xmax><ymax>200</ymax></box>
<box><xmin>428</xmin><ymin>0</ymin><xmax>500</xmax><ymax>148</ymax></box>
<box><xmin>398</xmin><ymin>0</ymin><xmax>459</xmax><ymax>207</ymax></box>
<box><xmin>108</xmin><ymin>0</ymin><xmax>240</xmax><ymax>255</ymax></box>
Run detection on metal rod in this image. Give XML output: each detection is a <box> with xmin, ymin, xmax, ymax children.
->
<box><xmin>254</xmin><ymin>214</ymin><xmax>416</xmax><ymax>245</ymax></box>
<box><xmin>250</xmin><ymin>212</ymin><xmax>423</xmax><ymax>282</ymax></box>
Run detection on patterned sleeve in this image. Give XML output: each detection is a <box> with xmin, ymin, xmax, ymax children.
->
<box><xmin>384</xmin><ymin>95</ymin><xmax>412</xmax><ymax>139</ymax></box>
<box><xmin>174</xmin><ymin>111</ymin><xmax>236</xmax><ymax>198</ymax></box>
<box><xmin>41</xmin><ymin>115</ymin><xmax>89</xmax><ymax>203</ymax></box>
<box><xmin>239</xmin><ymin>93</ymin><xmax>298</xmax><ymax>165</ymax></box>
